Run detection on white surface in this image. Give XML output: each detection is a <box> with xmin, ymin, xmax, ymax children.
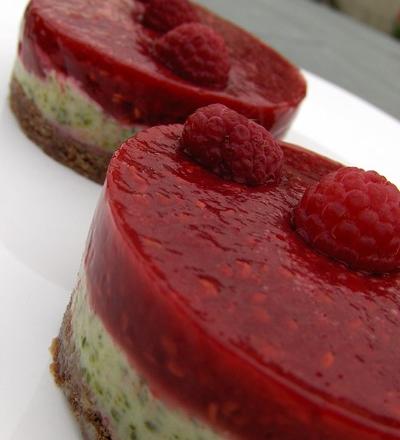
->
<box><xmin>1</xmin><ymin>1</ymin><xmax>400</xmax><ymax>439</ymax></box>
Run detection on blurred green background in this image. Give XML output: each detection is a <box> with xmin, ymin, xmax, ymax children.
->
<box><xmin>314</xmin><ymin>0</ymin><xmax>400</xmax><ymax>38</ymax></box>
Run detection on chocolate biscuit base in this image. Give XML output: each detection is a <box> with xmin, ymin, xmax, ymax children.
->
<box><xmin>50</xmin><ymin>300</ymin><xmax>112</xmax><ymax>440</ymax></box>
<box><xmin>10</xmin><ymin>77</ymin><xmax>112</xmax><ymax>184</ymax></box>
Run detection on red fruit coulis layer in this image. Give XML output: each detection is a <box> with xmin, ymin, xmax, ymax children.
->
<box><xmin>19</xmin><ymin>0</ymin><xmax>306</xmax><ymax>136</ymax></box>
<box><xmin>85</xmin><ymin>125</ymin><xmax>400</xmax><ymax>439</ymax></box>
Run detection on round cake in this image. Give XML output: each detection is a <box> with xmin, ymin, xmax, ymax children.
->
<box><xmin>52</xmin><ymin>107</ymin><xmax>400</xmax><ymax>439</ymax></box>
<box><xmin>10</xmin><ymin>0</ymin><xmax>306</xmax><ymax>182</ymax></box>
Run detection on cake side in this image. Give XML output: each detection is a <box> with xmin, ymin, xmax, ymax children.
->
<box><xmin>50</xmin><ymin>299</ymin><xmax>112</xmax><ymax>440</ymax></box>
<box><xmin>51</xmin><ymin>274</ymin><xmax>222</xmax><ymax>440</ymax></box>
<box><xmin>13</xmin><ymin>59</ymin><xmax>138</xmax><ymax>152</ymax></box>
<box><xmin>10</xmin><ymin>76</ymin><xmax>113</xmax><ymax>183</ymax></box>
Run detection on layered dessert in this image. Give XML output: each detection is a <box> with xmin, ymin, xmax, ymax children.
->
<box><xmin>52</xmin><ymin>104</ymin><xmax>400</xmax><ymax>439</ymax></box>
<box><xmin>10</xmin><ymin>0</ymin><xmax>306</xmax><ymax>183</ymax></box>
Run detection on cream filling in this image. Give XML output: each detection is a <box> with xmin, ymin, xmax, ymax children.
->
<box><xmin>71</xmin><ymin>274</ymin><xmax>221</xmax><ymax>440</ymax></box>
<box><xmin>13</xmin><ymin>59</ymin><xmax>138</xmax><ymax>151</ymax></box>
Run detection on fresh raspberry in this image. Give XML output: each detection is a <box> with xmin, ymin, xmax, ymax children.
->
<box><xmin>143</xmin><ymin>0</ymin><xmax>199</xmax><ymax>33</ymax></box>
<box><xmin>293</xmin><ymin>167</ymin><xmax>400</xmax><ymax>273</ymax></box>
<box><xmin>155</xmin><ymin>23</ymin><xmax>230</xmax><ymax>89</ymax></box>
<box><xmin>181</xmin><ymin>104</ymin><xmax>284</xmax><ymax>186</ymax></box>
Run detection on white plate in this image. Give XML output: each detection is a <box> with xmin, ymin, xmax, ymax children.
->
<box><xmin>1</xmin><ymin>1</ymin><xmax>400</xmax><ymax>439</ymax></box>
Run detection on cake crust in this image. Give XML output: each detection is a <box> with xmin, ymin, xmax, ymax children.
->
<box><xmin>50</xmin><ymin>301</ymin><xmax>112</xmax><ymax>440</ymax></box>
<box><xmin>9</xmin><ymin>77</ymin><xmax>112</xmax><ymax>184</ymax></box>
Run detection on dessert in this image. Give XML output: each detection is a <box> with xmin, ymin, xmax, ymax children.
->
<box><xmin>10</xmin><ymin>0</ymin><xmax>306</xmax><ymax>182</ymax></box>
<box><xmin>52</xmin><ymin>105</ymin><xmax>400</xmax><ymax>439</ymax></box>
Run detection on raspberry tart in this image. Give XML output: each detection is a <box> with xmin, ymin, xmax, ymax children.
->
<box><xmin>10</xmin><ymin>0</ymin><xmax>306</xmax><ymax>183</ymax></box>
<box><xmin>52</xmin><ymin>105</ymin><xmax>400</xmax><ymax>439</ymax></box>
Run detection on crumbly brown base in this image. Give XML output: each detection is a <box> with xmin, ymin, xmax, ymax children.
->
<box><xmin>9</xmin><ymin>77</ymin><xmax>112</xmax><ymax>184</ymax></box>
<box><xmin>50</xmin><ymin>300</ymin><xmax>113</xmax><ymax>440</ymax></box>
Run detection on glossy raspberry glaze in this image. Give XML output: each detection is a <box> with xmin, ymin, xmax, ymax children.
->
<box><xmin>85</xmin><ymin>125</ymin><xmax>400</xmax><ymax>439</ymax></box>
<box><xmin>19</xmin><ymin>0</ymin><xmax>306</xmax><ymax>136</ymax></box>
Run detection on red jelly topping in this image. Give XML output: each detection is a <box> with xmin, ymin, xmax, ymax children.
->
<box><xmin>181</xmin><ymin>104</ymin><xmax>283</xmax><ymax>185</ymax></box>
<box><xmin>294</xmin><ymin>167</ymin><xmax>400</xmax><ymax>273</ymax></box>
<box><xmin>20</xmin><ymin>0</ymin><xmax>306</xmax><ymax>135</ymax></box>
<box><xmin>85</xmin><ymin>125</ymin><xmax>400</xmax><ymax>439</ymax></box>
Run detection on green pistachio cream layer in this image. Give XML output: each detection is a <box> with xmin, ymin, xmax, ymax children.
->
<box><xmin>13</xmin><ymin>59</ymin><xmax>137</xmax><ymax>151</ymax></box>
<box><xmin>71</xmin><ymin>274</ymin><xmax>221</xmax><ymax>440</ymax></box>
